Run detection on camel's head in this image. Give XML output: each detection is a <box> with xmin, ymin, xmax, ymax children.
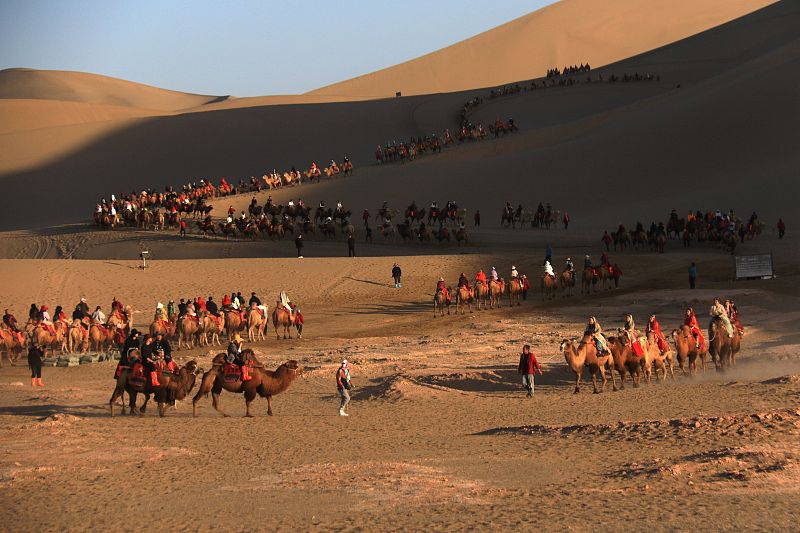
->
<box><xmin>283</xmin><ymin>360</ymin><xmax>303</xmax><ymax>377</ymax></box>
<box><xmin>559</xmin><ymin>339</ymin><xmax>572</xmax><ymax>352</ymax></box>
<box><xmin>184</xmin><ymin>360</ymin><xmax>198</xmax><ymax>373</ymax></box>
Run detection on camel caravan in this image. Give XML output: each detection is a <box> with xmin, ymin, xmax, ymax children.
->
<box><xmin>372</xmin><ymin>200</ymin><xmax>470</xmax><ymax>245</ymax></box>
<box><xmin>501</xmin><ymin>202</ymin><xmax>565</xmax><ymax>230</ymax></box>
<box><xmin>560</xmin><ymin>301</ymin><xmax>744</xmax><ymax>394</ymax></box>
<box><xmin>602</xmin><ymin>209</ymin><xmax>765</xmax><ymax>256</ymax></box>
<box><xmin>92</xmin><ymin>158</ymin><xmax>354</xmax><ymax>231</ymax></box>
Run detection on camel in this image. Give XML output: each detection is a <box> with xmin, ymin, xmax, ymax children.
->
<box><xmin>599</xmin><ymin>264</ymin><xmax>622</xmax><ymax>290</ymax></box>
<box><xmin>488</xmin><ymin>279</ymin><xmax>504</xmax><ymax>308</ymax></box>
<box><xmin>176</xmin><ymin>315</ymin><xmax>200</xmax><ymax>349</ymax></box>
<box><xmin>540</xmin><ymin>274</ymin><xmax>557</xmax><ymax>300</ymax></box>
<box><xmin>89</xmin><ymin>323</ymin><xmax>114</xmax><ymax>352</ymax></box>
<box><xmin>507</xmin><ymin>278</ymin><xmax>524</xmax><ymax>306</ymax></box>
<box><xmin>643</xmin><ymin>331</ymin><xmax>675</xmax><ymax>383</ymax></box>
<box><xmin>272</xmin><ymin>304</ymin><xmax>296</xmax><ymax>340</ymax></box>
<box><xmin>246</xmin><ymin>306</ymin><xmax>268</xmax><ymax>341</ymax></box>
<box><xmin>454</xmin><ymin>286</ymin><xmax>472</xmax><ymax>314</ymax></box>
<box><xmin>198</xmin><ymin>312</ymin><xmax>223</xmax><ymax>347</ymax></box>
<box><xmin>0</xmin><ymin>326</ymin><xmax>25</xmax><ymax>366</ymax></box>
<box><xmin>67</xmin><ymin>322</ymin><xmax>87</xmax><ymax>354</ymax></box>
<box><xmin>560</xmin><ymin>336</ymin><xmax>615</xmax><ymax>393</ymax></box>
<box><xmin>192</xmin><ymin>351</ymin><xmax>302</xmax><ymax>417</ymax></box>
<box><xmin>709</xmin><ymin>317</ymin><xmax>740</xmax><ymax>371</ymax></box>
<box><xmin>559</xmin><ymin>270</ymin><xmax>575</xmax><ymax>296</ymax></box>
<box><xmin>31</xmin><ymin>324</ymin><xmax>64</xmax><ymax>356</ymax></box>
<box><xmin>581</xmin><ymin>267</ymin><xmax>599</xmax><ymax>294</ymax></box>
<box><xmin>433</xmin><ymin>289</ymin><xmax>450</xmax><ymax>317</ymax></box>
<box><xmin>110</xmin><ymin>355</ymin><xmax>200</xmax><ymax>417</ymax></box>
<box><xmin>671</xmin><ymin>326</ymin><xmax>707</xmax><ymax>376</ymax></box>
<box><xmin>474</xmin><ymin>281</ymin><xmax>489</xmax><ymax>310</ymax></box>
<box><xmin>149</xmin><ymin>317</ymin><xmax>175</xmax><ymax>338</ymax></box>
<box><xmin>605</xmin><ymin>335</ymin><xmax>642</xmax><ymax>390</ymax></box>
<box><xmin>224</xmin><ymin>309</ymin><xmax>246</xmax><ymax>339</ymax></box>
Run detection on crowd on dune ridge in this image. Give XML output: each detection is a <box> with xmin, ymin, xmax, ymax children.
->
<box><xmin>92</xmin><ymin>158</ymin><xmax>354</xmax><ymax>229</ymax></box>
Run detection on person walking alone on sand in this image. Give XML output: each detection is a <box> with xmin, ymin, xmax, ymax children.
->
<box><xmin>688</xmin><ymin>262</ymin><xmax>697</xmax><ymax>289</ymax></box>
<box><xmin>347</xmin><ymin>233</ymin><xmax>356</xmax><ymax>257</ymax></box>
<box><xmin>392</xmin><ymin>263</ymin><xmax>402</xmax><ymax>288</ymax></box>
<box><xmin>336</xmin><ymin>359</ymin><xmax>353</xmax><ymax>416</ymax></box>
<box><xmin>517</xmin><ymin>344</ymin><xmax>542</xmax><ymax>397</ymax></box>
<box><xmin>28</xmin><ymin>342</ymin><xmax>45</xmax><ymax>387</ymax></box>
<box><xmin>295</xmin><ymin>234</ymin><xmax>304</xmax><ymax>258</ymax></box>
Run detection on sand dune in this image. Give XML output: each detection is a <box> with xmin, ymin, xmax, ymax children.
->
<box><xmin>308</xmin><ymin>0</ymin><xmax>777</xmax><ymax>98</ymax></box>
<box><xmin>0</xmin><ymin>68</ymin><xmax>220</xmax><ymax>111</ymax></box>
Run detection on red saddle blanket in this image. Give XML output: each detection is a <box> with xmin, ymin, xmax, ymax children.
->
<box><xmin>223</xmin><ymin>363</ymin><xmax>241</xmax><ymax>383</ymax></box>
<box><xmin>130</xmin><ymin>363</ymin><xmax>146</xmax><ymax>386</ymax></box>
<box><xmin>631</xmin><ymin>339</ymin><xmax>644</xmax><ymax>357</ymax></box>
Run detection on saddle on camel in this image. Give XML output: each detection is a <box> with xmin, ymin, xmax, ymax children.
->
<box><xmin>436</xmin><ymin>278</ymin><xmax>451</xmax><ymax>303</ymax></box>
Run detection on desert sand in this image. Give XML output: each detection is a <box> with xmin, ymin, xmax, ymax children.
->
<box><xmin>1</xmin><ymin>1</ymin><xmax>799</xmax><ymax>531</ymax></box>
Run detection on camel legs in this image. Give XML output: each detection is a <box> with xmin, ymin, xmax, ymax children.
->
<box><xmin>266</xmin><ymin>395</ymin><xmax>273</xmax><ymax>416</ymax></box>
<box><xmin>211</xmin><ymin>391</ymin><xmax>229</xmax><ymax>417</ymax></box>
<box><xmin>109</xmin><ymin>386</ymin><xmax>124</xmax><ymax>417</ymax></box>
<box><xmin>244</xmin><ymin>389</ymin><xmax>257</xmax><ymax>417</ymax></box>
<box><xmin>573</xmin><ymin>369</ymin><xmax>582</xmax><ymax>394</ymax></box>
<box><xmin>192</xmin><ymin>374</ymin><xmax>217</xmax><ymax>417</ymax></box>
<box><xmin>608</xmin><ymin>363</ymin><xmax>617</xmax><ymax>391</ymax></box>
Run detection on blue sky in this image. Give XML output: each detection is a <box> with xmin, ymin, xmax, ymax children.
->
<box><xmin>0</xmin><ymin>0</ymin><xmax>556</xmax><ymax>96</ymax></box>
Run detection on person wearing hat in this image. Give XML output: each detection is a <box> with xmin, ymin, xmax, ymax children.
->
<box><xmin>583</xmin><ymin>255</ymin><xmax>593</xmax><ymax>269</ymax></box>
<box><xmin>336</xmin><ymin>359</ymin><xmax>353</xmax><ymax>416</ymax></box>
<box><xmin>294</xmin><ymin>308</ymin><xmax>304</xmax><ymax>338</ymax></box>
<box><xmin>490</xmin><ymin>266</ymin><xmax>499</xmax><ymax>282</ymax></box>
<box><xmin>436</xmin><ymin>276</ymin><xmax>450</xmax><ymax>303</ymax></box>
<box><xmin>74</xmin><ymin>297</ymin><xmax>90</xmax><ymax>320</ymax></box>
<box><xmin>475</xmin><ymin>268</ymin><xmax>487</xmax><ymax>287</ymax></box>
<box><xmin>565</xmin><ymin>257</ymin><xmax>575</xmax><ymax>280</ymax></box>
<box><xmin>392</xmin><ymin>263</ymin><xmax>402</xmax><ymax>288</ymax></box>
<box><xmin>154</xmin><ymin>332</ymin><xmax>172</xmax><ymax>360</ymax></box>
<box><xmin>226</xmin><ymin>333</ymin><xmax>251</xmax><ymax>381</ymax></box>
<box><xmin>118</xmin><ymin>329</ymin><xmax>141</xmax><ymax>375</ymax></box>
<box><xmin>511</xmin><ymin>265</ymin><xmax>519</xmax><ymax>280</ymax></box>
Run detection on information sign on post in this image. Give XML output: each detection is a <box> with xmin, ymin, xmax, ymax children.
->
<box><xmin>734</xmin><ymin>254</ymin><xmax>773</xmax><ymax>280</ymax></box>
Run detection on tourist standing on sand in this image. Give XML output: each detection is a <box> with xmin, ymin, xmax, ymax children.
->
<box><xmin>347</xmin><ymin>233</ymin><xmax>356</xmax><ymax>257</ymax></box>
<box><xmin>392</xmin><ymin>263</ymin><xmax>402</xmax><ymax>288</ymax></box>
<box><xmin>517</xmin><ymin>345</ymin><xmax>541</xmax><ymax>397</ymax></box>
<box><xmin>563</xmin><ymin>212</ymin><xmax>570</xmax><ymax>230</ymax></box>
<box><xmin>474</xmin><ymin>210</ymin><xmax>481</xmax><ymax>228</ymax></box>
<box><xmin>688</xmin><ymin>262</ymin><xmax>697</xmax><ymax>289</ymax></box>
<box><xmin>295</xmin><ymin>234</ymin><xmax>304</xmax><ymax>258</ymax></box>
<box><xmin>777</xmin><ymin>218</ymin><xmax>786</xmax><ymax>239</ymax></box>
<box><xmin>336</xmin><ymin>359</ymin><xmax>353</xmax><ymax>416</ymax></box>
<box><xmin>28</xmin><ymin>342</ymin><xmax>44</xmax><ymax>387</ymax></box>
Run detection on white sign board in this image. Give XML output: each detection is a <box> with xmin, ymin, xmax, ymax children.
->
<box><xmin>735</xmin><ymin>254</ymin><xmax>773</xmax><ymax>280</ymax></box>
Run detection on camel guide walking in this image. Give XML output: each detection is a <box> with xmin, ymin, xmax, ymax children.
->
<box><xmin>336</xmin><ymin>359</ymin><xmax>353</xmax><ymax>416</ymax></box>
<box><xmin>28</xmin><ymin>342</ymin><xmax>44</xmax><ymax>387</ymax></box>
<box><xmin>392</xmin><ymin>263</ymin><xmax>402</xmax><ymax>288</ymax></box>
<box><xmin>517</xmin><ymin>345</ymin><xmax>541</xmax><ymax>397</ymax></box>
<box><xmin>295</xmin><ymin>234</ymin><xmax>304</xmax><ymax>258</ymax></box>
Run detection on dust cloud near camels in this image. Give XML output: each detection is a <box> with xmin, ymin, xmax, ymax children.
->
<box><xmin>1</xmin><ymin>0</ymin><xmax>799</xmax><ymax>531</ymax></box>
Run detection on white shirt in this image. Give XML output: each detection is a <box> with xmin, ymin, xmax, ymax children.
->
<box><xmin>92</xmin><ymin>310</ymin><xmax>106</xmax><ymax>323</ymax></box>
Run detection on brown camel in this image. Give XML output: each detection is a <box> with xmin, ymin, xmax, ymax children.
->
<box><xmin>643</xmin><ymin>331</ymin><xmax>674</xmax><ymax>383</ymax></box>
<box><xmin>272</xmin><ymin>304</ymin><xmax>296</xmax><ymax>339</ymax></box>
<box><xmin>177</xmin><ymin>316</ymin><xmax>200</xmax><ymax>349</ymax></box>
<box><xmin>559</xmin><ymin>270</ymin><xmax>575</xmax><ymax>296</ymax></box>
<box><xmin>508</xmin><ymin>278</ymin><xmax>523</xmax><ymax>306</ymax></box>
<box><xmin>31</xmin><ymin>324</ymin><xmax>64</xmax><ymax>356</ymax></box>
<box><xmin>0</xmin><ymin>327</ymin><xmax>25</xmax><ymax>366</ymax></box>
<box><xmin>599</xmin><ymin>264</ymin><xmax>621</xmax><ymax>290</ymax></box>
<box><xmin>89</xmin><ymin>323</ymin><xmax>114</xmax><ymax>352</ymax></box>
<box><xmin>110</xmin><ymin>355</ymin><xmax>200</xmax><ymax>417</ymax></box>
<box><xmin>581</xmin><ymin>267</ymin><xmax>598</xmax><ymax>294</ymax></box>
<box><xmin>671</xmin><ymin>326</ymin><xmax>707</xmax><ymax>376</ymax></box>
<box><xmin>606</xmin><ymin>335</ymin><xmax>642</xmax><ymax>390</ymax></box>
<box><xmin>560</xmin><ymin>336</ymin><xmax>615</xmax><ymax>393</ymax></box>
<box><xmin>488</xmin><ymin>279</ymin><xmax>504</xmax><ymax>308</ymax></box>
<box><xmin>540</xmin><ymin>274</ymin><xmax>557</xmax><ymax>301</ymax></box>
<box><xmin>149</xmin><ymin>317</ymin><xmax>175</xmax><ymax>338</ymax></box>
<box><xmin>454</xmin><ymin>286</ymin><xmax>472</xmax><ymax>314</ymax></box>
<box><xmin>709</xmin><ymin>317</ymin><xmax>737</xmax><ymax>371</ymax></box>
<box><xmin>67</xmin><ymin>322</ymin><xmax>87</xmax><ymax>354</ymax></box>
<box><xmin>474</xmin><ymin>281</ymin><xmax>489</xmax><ymax>310</ymax></box>
<box><xmin>224</xmin><ymin>309</ymin><xmax>246</xmax><ymax>339</ymax></box>
<box><xmin>433</xmin><ymin>289</ymin><xmax>450</xmax><ymax>317</ymax></box>
<box><xmin>198</xmin><ymin>312</ymin><xmax>223</xmax><ymax>347</ymax></box>
<box><xmin>246</xmin><ymin>306</ymin><xmax>268</xmax><ymax>341</ymax></box>
<box><xmin>192</xmin><ymin>351</ymin><xmax>302</xmax><ymax>417</ymax></box>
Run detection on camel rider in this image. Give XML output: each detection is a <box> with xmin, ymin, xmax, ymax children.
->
<box><xmin>436</xmin><ymin>277</ymin><xmax>450</xmax><ymax>302</ymax></box>
<box><xmin>431</xmin><ymin>200</ymin><xmax>438</xmax><ymax>211</ymax></box>
<box><xmin>154</xmin><ymin>332</ymin><xmax>172</xmax><ymax>361</ymax></box>
<box><xmin>186</xmin><ymin>301</ymin><xmax>197</xmax><ymax>318</ymax></box>
<box><xmin>337</xmin><ymin>201</ymin><xmax>343</xmax><ymax>210</ymax></box>
<box><xmin>709</xmin><ymin>297</ymin><xmax>733</xmax><ymax>338</ymax></box>
<box><xmin>584</xmin><ymin>255</ymin><xmax>592</xmax><ymax>269</ymax></box>
<box><xmin>29</xmin><ymin>303</ymin><xmax>41</xmax><ymax>322</ymax></box>
<box><xmin>585</xmin><ymin>316</ymin><xmax>609</xmax><ymax>354</ymax></box>
<box><xmin>226</xmin><ymin>333</ymin><xmax>251</xmax><ymax>381</ymax></box>
<box><xmin>39</xmin><ymin>306</ymin><xmax>56</xmax><ymax>335</ymax></box>
<box><xmin>319</xmin><ymin>200</ymin><xmax>326</xmax><ymax>209</ymax></box>
<box><xmin>140</xmin><ymin>335</ymin><xmax>161</xmax><ymax>386</ymax></box>
<box><xmin>543</xmin><ymin>261</ymin><xmax>555</xmax><ymax>280</ymax></box>
<box><xmin>117</xmin><ymin>329</ymin><xmax>141</xmax><ymax>377</ymax></box>
<box><xmin>382</xmin><ymin>201</ymin><xmax>388</xmax><ymax>210</ymax></box>
<box><xmin>725</xmin><ymin>299</ymin><xmax>744</xmax><ymax>336</ymax></box>
<box><xmin>601</xmin><ymin>252</ymin><xmax>610</xmax><ymax>268</ymax></box>
<box><xmin>279</xmin><ymin>291</ymin><xmax>293</xmax><ymax>314</ymax></box>
<box><xmin>490</xmin><ymin>266</ymin><xmax>499</xmax><ymax>282</ymax></box>
<box><xmin>91</xmin><ymin>306</ymin><xmax>106</xmax><ymax>326</ymax></box>
<box><xmin>155</xmin><ymin>302</ymin><xmax>166</xmax><ymax>321</ymax></box>
<box><xmin>646</xmin><ymin>314</ymin><xmax>668</xmax><ymax>354</ymax></box>
<box><xmin>458</xmin><ymin>273</ymin><xmax>469</xmax><ymax>288</ymax></box>
<box><xmin>310</xmin><ymin>162</ymin><xmax>318</xmax><ymax>173</ymax></box>
<box><xmin>622</xmin><ymin>314</ymin><xmax>636</xmax><ymax>345</ymax></box>
<box><xmin>475</xmin><ymin>269</ymin><xmax>487</xmax><ymax>286</ymax></box>
<box><xmin>206</xmin><ymin>296</ymin><xmax>219</xmax><ymax>317</ymax></box>
<box><xmin>511</xmin><ymin>265</ymin><xmax>519</xmax><ymax>280</ymax></box>
<box><xmin>3</xmin><ymin>309</ymin><xmax>19</xmax><ymax>333</ymax></box>
<box><xmin>684</xmin><ymin>307</ymin><xmax>704</xmax><ymax>349</ymax></box>
<box><xmin>564</xmin><ymin>258</ymin><xmax>575</xmax><ymax>282</ymax></box>
<box><xmin>74</xmin><ymin>297</ymin><xmax>90</xmax><ymax>320</ymax></box>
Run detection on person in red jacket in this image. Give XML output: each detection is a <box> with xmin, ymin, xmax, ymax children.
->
<box><xmin>646</xmin><ymin>314</ymin><xmax>668</xmax><ymax>354</ymax></box>
<box><xmin>518</xmin><ymin>344</ymin><xmax>542</xmax><ymax>397</ymax></box>
<box><xmin>294</xmin><ymin>308</ymin><xmax>304</xmax><ymax>338</ymax></box>
<box><xmin>683</xmin><ymin>307</ymin><xmax>705</xmax><ymax>350</ymax></box>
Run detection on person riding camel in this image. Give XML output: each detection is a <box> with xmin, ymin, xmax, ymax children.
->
<box><xmin>39</xmin><ymin>305</ymin><xmax>56</xmax><ymax>335</ymax></box>
<box><xmin>709</xmin><ymin>297</ymin><xmax>733</xmax><ymax>338</ymax></box>
<box><xmin>725</xmin><ymin>299</ymin><xmax>744</xmax><ymax>336</ymax></box>
<box><xmin>279</xmin><ymin>290</ymin><xmax>293</xmax><ymax>314</ymax></box>
<box><xmin>196</xmin><ymin>295</ymin><xmax>207</xmax><ymax>312</ymax></box>
<box><xmin>490</xmin><ymin>266</ymin><xmax>499</xmax><ymax>282</ymax></box>
<box><xmin>154</xmin><ymin>302</ymin><xmax>166</xmax><ymax>322</ymax></box>
<box><xmin>543</xmin><ymin>261</ymin><xmax>555</xmax><ymax>280</ymax></box>
<box><xmin>646</xmin><ymin>314</ymin><xmax>668</xmax><ymax>354</ymax></box>
<box><xmin>226</xmin><ymin>333</ymin><xmax>251</xmax><ymax>381</ymax></box>
<box><xmin>140</xmin><ymin>335</ymin><xmax>160</xmax><ymax>386</ymax></box>
<box><xmin>54</xmin><ymin>305</ymin><xmax>68</xmax><ymax>328</ymax></box>
<box><xmin>3</xmin><ymin>309</ymin><xmax>19</xmax><ymax>333</ymax></box>
<box><xmin>436</xmin><ymin>277</ymin><xmax>450</xmax><ymax>303</ymax></box>
<box><xmin>622</xmin><ymin>313</ymin><xmax>636</xmax><ymax>345</ymax></box>
<box><xmin>91</xmin><ymin>306</ymin><xmax>106</xmax><ymax>326</ymax></box>
<box><xmin>475</xmin><ymin>269</ymin><xmax>487</xmax><ymax>287</ymax></box>
<box><xmin>584</xmin><ymin>255</ymin><xmax>593</xmax><ymax>269</ymax></box>
<box><xmin>684</xmin><ymin>307</ymin><xmax>705</xmax><ymax>349</ymax></box>
<box><xmin>458</xmin><ymin>273</ymin><xmax>469</xmax><ymax>291</ymax></box>
<box><xmin>221</xmin><ymin>293</ymin><xmax>232</xmax><ymax>309</ymax></box>
<box><xmin>74</xmin><ymin>297</ymin><xmax>90</xmax><ymax>320</ymax></box>
<box><xmin>585</xmin><ymin>316</ymin><xmax>609</xmax><ymax>354</ymax></box>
